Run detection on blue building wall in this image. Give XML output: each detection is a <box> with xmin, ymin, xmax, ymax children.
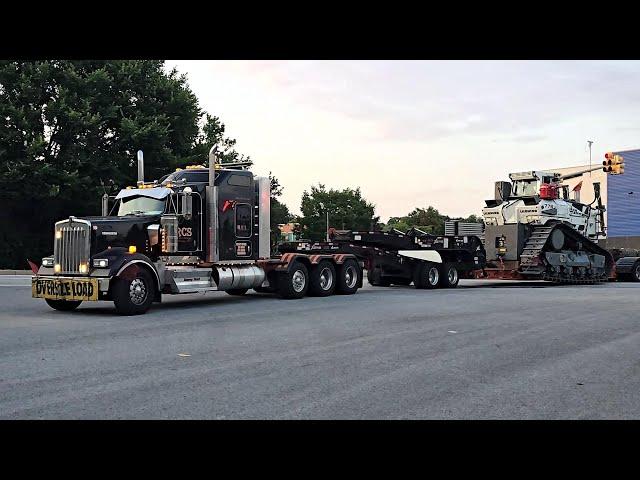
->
<box><xmin>608</xmin><ymin>149</ymin><xmax>640</xmax><ymax>237</ymax></box>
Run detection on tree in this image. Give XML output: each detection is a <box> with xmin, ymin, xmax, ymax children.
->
<box><xmin>0</xmin><ymin>60</ymin><xmax>249</xmax><ymax>268</ymax></box>
<box><xmin>188</xmin><ymin>114</ymin><xmax>252</xmax><ymax>167</ymax></box>
<box><xmin>299</xmin><ymin>184</ymin><xmax>379</xmax><ymax>241</ymax></box>
<box><xmin>460</xmin><ymin>214</ymin><xmax>483</xmax><ymax>224</ymax></box>
<box><xmin>386</xmin><ymin>207</ymin><xmax>483</xmax><ymax>234</ymax></box>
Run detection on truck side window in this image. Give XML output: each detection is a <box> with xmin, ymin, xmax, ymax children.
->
<box><xmin>228</xmin><ymin>175</ymin><xmax>251</xmax><ymax>187</ymax></box>
<box><xmin>235</xmin><ymin>204</ymin><xmax>252</xmax><ymax>238</ymax></box>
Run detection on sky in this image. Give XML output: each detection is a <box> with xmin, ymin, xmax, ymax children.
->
<box><xmin>165</xmin><ymin>60</ymin><xmax>640</xmax><ymax>221</ymax></box>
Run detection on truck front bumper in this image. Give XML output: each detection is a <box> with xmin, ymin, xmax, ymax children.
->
<box><xmin>32</xmin><ymin>275</ymin><xmax>112</xmax><ymax>302</ymax></box>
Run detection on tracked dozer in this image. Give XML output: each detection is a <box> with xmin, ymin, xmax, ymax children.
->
<box><xmin>481</xmin><ymin>166</ymin><xmax>615</xmax><ymax>283</ymax></box>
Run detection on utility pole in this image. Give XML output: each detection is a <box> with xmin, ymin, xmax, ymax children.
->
<box><xmin>587</xmin><ymin>140</ymin><xmax>594</xmax><ymax>176</ymax></box>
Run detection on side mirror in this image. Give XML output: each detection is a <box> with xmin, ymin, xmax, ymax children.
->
<box><xmin>181</xmin><ymin>190</ymin><xmax>193</xmax><ymax>220</ymax></box>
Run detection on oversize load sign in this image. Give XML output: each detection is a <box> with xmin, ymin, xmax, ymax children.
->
<box><xmin>32</xmin><ymin>278</ymin><xmax>99</xmax><ymax>301</ymax></box>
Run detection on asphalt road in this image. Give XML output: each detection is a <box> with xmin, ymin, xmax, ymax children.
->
<box><xmin>1</xmin><ymin>275</ymin><xmax>639</xmax><ymax>419</ymax></box>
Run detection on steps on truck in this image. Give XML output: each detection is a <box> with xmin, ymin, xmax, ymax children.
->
<box><xmin>165</xmin><ymin>266</ymin><xmax>216</xmax><ymax>293</ymax></box>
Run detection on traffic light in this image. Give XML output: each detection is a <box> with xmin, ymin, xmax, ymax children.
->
<box><xmin>603</xmin><ymin>152</ymin><xmax>625</xmax><ymax>175</ymax></box>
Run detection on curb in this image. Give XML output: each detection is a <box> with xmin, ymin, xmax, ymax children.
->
<box><xmin>0</xmin><ymin>270</ymin><xmax>33</xmax><ymax>275</ymax></box>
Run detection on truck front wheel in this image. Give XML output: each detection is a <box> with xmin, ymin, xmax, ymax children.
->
<box><xmin>112</xmin><ymin>267</ymin><xmax>155</xmax><ymax>315</ymax></box>
<box><xmin>277</xmin><ymin>261</ymin><xmax>309</xmax><ymax>299</ymax></box>
<box><xmin>45</xmin><ymin>299</ymin><xmax>82</xmax><ymax>311</ymax></box>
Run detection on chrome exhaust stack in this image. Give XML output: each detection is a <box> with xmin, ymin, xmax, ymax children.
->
<box><xmin>206</xmin><ymin>146</ymin><xmax>219</xmax><ymax>263</ymax></box>
<box><xmin>136</xmin><ymin>150</ymin><xmax>144</xmax><ymax>186</ymax></box>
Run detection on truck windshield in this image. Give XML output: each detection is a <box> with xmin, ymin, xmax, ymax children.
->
<box><xmin>117</xmin><ymin>196</ymin><xmax>166</xmax><ymax>216</ymax></box>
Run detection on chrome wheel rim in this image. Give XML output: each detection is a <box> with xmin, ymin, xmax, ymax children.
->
<box><xmin>129</xmin><ymin>278</ymin><xmax>147</xmax><ymax>305</ymax></box>
<box><xmin>635</xmin><ymin>265</ymin><xmax>640</xmax><ymax>280</ymax></box>
<box><xmin>345</xmin><ymin>266</ymin><xmax>358</xmax><ymax>288</ymax></box>
<box><xmin>319</xmin><ymin>267</ymin><xmax>333</xmax><ymax>290</ymax></box>
<box><xmin>428</xmin><ymin>267</ymin><xmax>439</xmax><ymax>285</ymax></box>
<box><xmin>292</xmin><ymin>270</ymin><xmax>306</xmax><ymax>293</ymax></box>
<box><xmin>448</xmin><ymin>267</ymin><xmax>458</xmax><ymax>284</ymax></box>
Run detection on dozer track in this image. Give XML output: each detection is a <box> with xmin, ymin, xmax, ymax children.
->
<box><xmin>519</xmin><ymin>223</ymin><xmax>613</xmax><ymax>284</ymax></box>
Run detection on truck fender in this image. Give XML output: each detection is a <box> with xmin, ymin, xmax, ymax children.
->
<box><xmin>397</xmin><ymin>250</ymin><xmax>443</xmax><ymax>263</ymax></box>
<box><xmin>109</xmin><ymin>254</ymin><xmax>162</xmax><ymax>297</ymax></box>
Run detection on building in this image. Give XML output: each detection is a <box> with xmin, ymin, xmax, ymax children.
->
<box><xmin>278</xmin><ymin>223</ymin><xmax>300</xmax><ymax>242</ymax></box>
<box><xmin>552</xmin><ymin>148</ymin><xmax>640</xmax><ymax>249</ymax></box>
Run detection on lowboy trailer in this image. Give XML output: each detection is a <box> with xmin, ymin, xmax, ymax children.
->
<box><xmin>279</xmin><ymin>228</ymin><xmax>487</xmax><ymax>289</ymax></box>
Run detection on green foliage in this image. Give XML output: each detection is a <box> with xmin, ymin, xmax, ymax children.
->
<box><xmin>299</xmin><ymin>184</ymin><xmax>379</xmax><ymax>241</ymax></box>
<box><xmin>187</xmin><ymin>114</ymin><xmax>252</xmax><ymax>167</ymax></box>
<box><xmin>386</xmin><ymin>207</ymin><xmax>482</xmax><ymax>234</ymax></box>
<box><xmin>0</xmin><ymin>60</ymin><xmax>249</xmax><ymax>268</ymax></box>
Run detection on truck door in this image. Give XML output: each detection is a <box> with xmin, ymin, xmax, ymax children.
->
<box><xmin>217</xmin><ymin>171</ymin><xmax>256</xmax><ymax>261</ymax></box>
<box><xmin>176</xmin><ymin>192</ymin><xmax>202</xmax><ymax>253</ymax></box>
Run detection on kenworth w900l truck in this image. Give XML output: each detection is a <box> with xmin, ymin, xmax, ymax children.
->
<box><xmin>32</xmin><ymin>147</ymin><xmax>363</xmax><ymax>315</ymax></box>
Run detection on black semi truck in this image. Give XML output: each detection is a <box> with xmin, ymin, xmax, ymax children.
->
<box><xmin>31</xmin><ymin>147</ymin><xmax>489</xmax><ymax>315</ymax></box>
<box><xmin>32</xmin><ymin>147</ymin><xmax>363</xmax><ymax>315</ymax></box>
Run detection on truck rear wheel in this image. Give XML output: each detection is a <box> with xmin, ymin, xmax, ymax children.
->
<box><xmin>309</xmin><ymin>260</ymin><xmax>337</xmax><ymax>297</ymax></box>
<box><xmin>439</xmin><ymin>263</ymin><xmax>460</xmax><ymax>288</ymax></box>
<box><xmin>45</xmin><ymin>299</ymin><xmax>82</xmax><ymax>311</ymax></box>
<box><xmin>336</xmin><ymin>259</ymin><xmax>360</xmax><ymax>295</ymax></box>
<box><xmin>413</xmin><ymin>262</ymin><xmax>440</xmax><ymax>289</ymax></box>
<box><xmin>277</xmin><ymin>261</ymin><xmax>309</xmax><ymax>299</ymax></box>
<box><xmin>112</xmin><ymin>267</ymin><xmax>155</xmax><ymax>315</ymax></box>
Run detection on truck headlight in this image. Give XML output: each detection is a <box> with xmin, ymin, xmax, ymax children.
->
<box><xmin>42</xmin><ymin>257</ymin><xmax>54</xmax><ymax>267</ymax></box>
<box><xmin>92</xmin><ymin>258</ymin><xmax>109</xmax><ymax>268</ymax></box>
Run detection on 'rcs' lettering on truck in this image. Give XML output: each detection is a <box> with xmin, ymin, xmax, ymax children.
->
<box><xmin>178</xmin><ymin>227</ymin><xmax>192</xmax><ymax>237</ymax></box>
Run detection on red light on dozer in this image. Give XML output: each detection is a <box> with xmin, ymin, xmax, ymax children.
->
<box><xmin>540</xmin><ymin>182</ymin><xmax>559</xmax><ymax>200</ymax></box>
<box><xmin>605</xmin><ymin>152</ymin><xmax>613</xmax><ymax>160</ymax></box>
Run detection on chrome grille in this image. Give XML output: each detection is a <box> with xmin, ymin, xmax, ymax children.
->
<box><xmin>53</xmin><ymin>218</ymin><xmax>91</xmax><ymax>275</ymax></box>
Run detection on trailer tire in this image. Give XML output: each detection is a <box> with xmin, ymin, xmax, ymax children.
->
<box><xmin>439</xmin><ymin>263</ymin><xmax>460</xmax><ymax>288</ymax></box>
<box><xmin>413</xmin><ymin>262</ymin><xmax>440</xmax><ymax>289</ymax></box>
<box><xmin>45</xmin><ymin>299</ymin><xmax>82</xmax><ymax>311</ymax></box>
<box><xmin>337</xmin><ymin>259</ymin><xmax>360</xmax><ymax>295</ymax></box>
<box><xmin>112</xmin><ymin>267</ymin><xmax>155</xmax><ymax>315</ymax></box>
<box><xmin>309</xmin><ymin>260</ymin><xmax>337</xmax><ymax>297</ymax></box>
<box><xmin>277</xmin><ymin>261</ymin><xmax>309</xmax><ymax>299</ymax></box>
<box><xmin>226</xmin><ymin>288</ymin><xmax>249</xmax><ymax>296</ymax></box>
<box><xmin>367</xmin><ymin>268</ymin><xmax>390</xmax><ymax>287</ymax></box>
